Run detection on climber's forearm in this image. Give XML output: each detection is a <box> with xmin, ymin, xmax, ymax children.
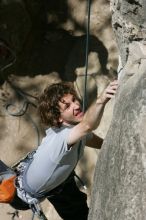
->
<box><xmin>82</xmin><ymin>80</ymin><xmax>118</xmax><ymax>131</ymax></box>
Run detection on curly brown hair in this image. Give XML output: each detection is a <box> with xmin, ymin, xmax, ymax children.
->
<box><xmin>38</xmin><ymin>82</ymin><xmax>80</xmax><ymax>127</ymax></box>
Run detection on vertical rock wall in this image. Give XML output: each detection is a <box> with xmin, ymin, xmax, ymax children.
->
<box><xmin>110</xmin><ymin>0</ymin><xmax>144</xmax><ymax>65</ymax></box>
<box><xmin>88</xmin><ymin>1</ymin><xmax>146</xmax><ymax>220</ymax></box>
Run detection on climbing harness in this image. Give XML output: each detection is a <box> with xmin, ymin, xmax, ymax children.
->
<box><xmin>0</xmin><ymin>156</ymin><xmax>48</xmax><ymax>220</ymax></box>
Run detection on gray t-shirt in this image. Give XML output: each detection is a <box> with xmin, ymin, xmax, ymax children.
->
<box><xmin>24</xmin><ymin>126</ymin><xmax>87</xmax><ymax>194</ymax></box>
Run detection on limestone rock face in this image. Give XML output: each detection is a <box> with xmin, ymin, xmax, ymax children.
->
<box><xmin>110</xmin><ymin>0</ymin><xmax>145</xmax><ymax>66</ymax></box>
<box><xmin>88</xmin><ymin>0</ymin><xmax>146</xmax><ymax>219</ymax></box>
<box><xmin>89</xmin><ymin>42</ymin><xmax>146</xmax><ymax>220</ymax></box>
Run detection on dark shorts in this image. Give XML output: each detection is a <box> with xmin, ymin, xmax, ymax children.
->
<box><xmin>47</xmin><ymin>172</ymin><xmax>89</xmax><ymax>220</ymax></box>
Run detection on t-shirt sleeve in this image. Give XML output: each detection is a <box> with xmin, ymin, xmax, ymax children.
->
<box><xmin>48</xmin><ymin>127</ymin><xmax>72</xmax><ymax>163</ymax></box>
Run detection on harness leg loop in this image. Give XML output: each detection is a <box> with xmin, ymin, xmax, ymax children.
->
<box><xmin>30</xmin><ymin>202</ymin><xmax>48</xmax><ymax>220</ymax></box>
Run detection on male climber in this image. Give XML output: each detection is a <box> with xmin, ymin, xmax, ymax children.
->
<box><xmin>19</xmin><ymin>80</ymin><xmax>118</xmax><ymax>220</ymax></box>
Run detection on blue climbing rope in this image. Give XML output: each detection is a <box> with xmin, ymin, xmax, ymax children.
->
<box><xmin>83</xmin><ymin>0</ymin><xmax>91</xmax><ymax>112</ymax></box>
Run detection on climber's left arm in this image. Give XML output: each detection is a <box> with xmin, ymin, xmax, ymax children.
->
<box><xmin>86</xmin><ymin>133</ymin><xmax>103</xmax><ymax>149</ymax></box>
